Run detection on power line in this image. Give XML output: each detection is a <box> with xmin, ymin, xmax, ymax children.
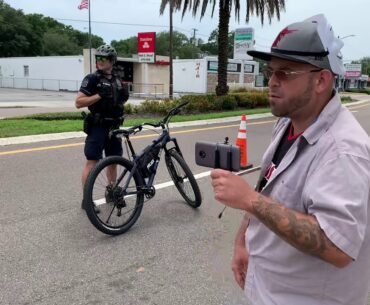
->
<box><xmin>56</xmin><ymin>17</ymin><xmax>210</xmax><ymax>38</ymax></box>
<box><xmin>57</xmin><ymin>18</ymin><xmax>169</xmax><ymax>28</ymax></box>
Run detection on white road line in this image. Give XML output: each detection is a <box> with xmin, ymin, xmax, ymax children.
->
<box><xmin>94</xmin><ymin>166</ymin><xmax>261</xmax><ymax>205</ymax></box>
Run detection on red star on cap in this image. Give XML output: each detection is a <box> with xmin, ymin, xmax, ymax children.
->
<box><xmin>272</xmin><ymin>27</ymin><xmax>298</xmax><ymax>48</ymax></box>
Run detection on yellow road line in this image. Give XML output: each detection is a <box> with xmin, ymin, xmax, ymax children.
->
<box><xmin>0</xmin><ymin>119</ymin><xmax>277</xmax><ymax>156</ymax></box>
<box><xmin>0</xmin><ymin>142</ymin><xmax>83</xmax><ymax>156</ymax></box>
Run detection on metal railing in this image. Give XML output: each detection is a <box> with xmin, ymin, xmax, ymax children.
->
<box><xmin>129</xmin><ymin>82</ymin><xmax>166</xmax><ymax>99</ymax></box>
<box><xmin>0</xmin><ymin>77</ymin><xmax>167</xmax><ymax>98</ymax></box>
<box><xmin>0</xmin><ymin>77</ymin><xmax>81</xmax><ymax>92</ymax></box>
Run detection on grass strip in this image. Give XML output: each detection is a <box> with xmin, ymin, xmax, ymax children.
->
<box><xmin>0</xmin><ymin>108</ymin><xmax>271</xmax><ymax>138</ymax></box>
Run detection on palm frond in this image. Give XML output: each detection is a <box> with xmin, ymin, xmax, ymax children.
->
<box><xmin>245</xmin><ymin>0</ymin><xmax>285</xmax><ymax>24</ymax></box>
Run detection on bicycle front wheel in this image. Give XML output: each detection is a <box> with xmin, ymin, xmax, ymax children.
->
<box><xmin>83</xmin><ymin>156</ymin><xmax>144</xmax><ymax>235</ymax></box>
<box><xmin>165</xmin><ymin>149</ymin><xmax>202</xmax><ymax>208</ymax></box>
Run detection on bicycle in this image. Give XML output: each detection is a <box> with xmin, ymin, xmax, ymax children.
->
<box><xmin>83</xmin><ymin>101</ymin><xmax>202</xmax><ymax>235</ymax></box>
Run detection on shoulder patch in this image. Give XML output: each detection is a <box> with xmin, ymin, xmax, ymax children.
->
<box><xmin>81</xmin><ymin>77</ymin><xmax>89</xmax><ymax>88</ymax></box>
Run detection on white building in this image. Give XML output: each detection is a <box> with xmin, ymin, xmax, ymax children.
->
<box><xmin>0</xmin><ymin>50</ymin><xmax>170</xmax><ymax>96</ymax></box>
<box><xmin>173</xmin><ymin>57</ymin><xmax>260</xmax><ymax>94</ymax></box>
<box><xmin>0</xmin><ymin>55</ymin><xmax>85</xmax><ymax>91</ymax></box>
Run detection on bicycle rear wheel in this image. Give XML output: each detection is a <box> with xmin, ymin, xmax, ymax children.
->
<box><xmin>165</xmin><ymin>149</ymin><xmax>202</xmax><ymax>208</ymax></box>
<box><xmin>83</xmin><ymin>156</ymin><xmax>144</xmax><ymax>235</ymax></box>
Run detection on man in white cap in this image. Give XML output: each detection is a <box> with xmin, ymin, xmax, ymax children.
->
<box><xmin>211</xmin><ymin>14</ymin><xmax>370</xmax><ymax>305</ymax></box>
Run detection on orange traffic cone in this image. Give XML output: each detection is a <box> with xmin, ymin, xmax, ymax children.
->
<box><xmin>236</xmin><ymin>114</ymin><xmax>252</xmax><ymax>169</ymax></box>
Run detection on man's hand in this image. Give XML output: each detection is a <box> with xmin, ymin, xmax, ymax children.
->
<box><xmin>97</xmin><ymin>82</ymin><xmax>112</xmax><ymax>98</ymax></box>
<box><xmin>210</xmin><ymin>169</ymin><xmax>258</xmax><ymax>212</ymax></box>
<box><xmin>232</xmin><ymin>245</ymin><xmax>249</xmax><ymax>289</ymax></box>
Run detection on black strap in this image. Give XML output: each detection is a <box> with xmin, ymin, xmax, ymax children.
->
<box><xmin>272</xmin><ymin>48</ymin><xmax>329</xmax><ymax>57</ymax></box>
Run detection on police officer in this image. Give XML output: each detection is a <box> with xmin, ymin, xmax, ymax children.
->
<box><xmin>75</xmin><ymin>44</ymin><xmax>129</xmax><ymax>210</ymax></box>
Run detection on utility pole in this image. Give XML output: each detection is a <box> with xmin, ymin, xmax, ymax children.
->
<box><xmin>88</xmin><ymin>0</ymin><xmax>92</xmax><ymax>73</ymax></box>
<box><xmin>192</xmin><ymin>28</ymin><xmax>198</xmax><ymax>45</ymax></box>
<box><xmin>169</xmin><ymin>0</ymin><xmax>173</xmax><ymax>99</ymax></box>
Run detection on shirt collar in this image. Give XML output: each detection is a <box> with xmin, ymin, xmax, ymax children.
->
<box><xmin>302</xmin><ymin>92</ymin><xmax>342</xmax><ymax>145</ymax></box>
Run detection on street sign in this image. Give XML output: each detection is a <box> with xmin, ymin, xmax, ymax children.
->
<box><xmin>344</xmin><ymin>63</ymin><xmax>362</xmax><ymax>78</ymax></box>
<box><xmin>138</xmin><ymin>32</ymin><xmax>156</xmax><ymax>63</ymax></box>
<box><xmin>234</xmin><ymin>28</ymin><xmax>254</xmax><ymax>60</ymax></box>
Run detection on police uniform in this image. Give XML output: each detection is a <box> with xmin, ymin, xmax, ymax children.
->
<box><xmin>79</xmin><ymin>70</ymin><xmax>129</xmax><ymax>160</ymax></box>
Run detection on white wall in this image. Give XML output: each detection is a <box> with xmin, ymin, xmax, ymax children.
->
<box><xmin>173</xmin><ymin>58</ymin><xmax>260</xmax><ymax>94</ymax></box>
<box><xmin>173</xmin><ymin>59</ymin><xmax>207</xmax><ymax>93</ymax></box>
<box><xmin>0</xmin><ymin>56</ymin><xmax>85</xmax><ymax>91</ymax></box>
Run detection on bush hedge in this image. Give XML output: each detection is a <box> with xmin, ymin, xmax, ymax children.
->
<box><xmin>13</xmin><ymin>90</ymin><xmax>269</xmax><ymax>120</ymax></box>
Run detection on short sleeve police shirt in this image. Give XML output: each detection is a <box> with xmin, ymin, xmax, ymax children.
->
<box><xmin>79</xmin><ymin>73</ymin><xmax>99</xmax><ymax>96</ymax></box>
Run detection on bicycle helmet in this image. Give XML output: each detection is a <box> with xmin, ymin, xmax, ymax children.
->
<box><xmin>95</xmin><ymin>44</ymin><xmax>117</xmax><ymax>63</ymax></box>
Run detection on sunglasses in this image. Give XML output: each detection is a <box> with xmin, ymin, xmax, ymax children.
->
<box><xmin>262</xmin><ymin>68</ymin><xmax>322</xmax><ymax>81</ymax></box>
<box><xmin>95</xmin><ymin>56</ymin><xmax>109</xmax><ymax>62</ymax></box>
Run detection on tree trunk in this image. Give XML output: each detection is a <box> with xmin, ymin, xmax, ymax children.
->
<box><xmin>215</xmin><ymin>0</ymin><xmax>230</xmax><ymax>96</ymax></box>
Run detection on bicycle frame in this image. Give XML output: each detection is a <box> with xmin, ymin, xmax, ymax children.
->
<box><xmin>114</xmin><ymin>124</ymin><xmax>182</xmax><ymax>198</ymax></box>
<box><xmin>83</xmin><ymin>101</ymin><xmax>202</xmax><ymax>235</ymax></box>
<box><xmin>108</xmin><ymin>101</ymin><xmax>189</xmax><ymax>198</ymax></box>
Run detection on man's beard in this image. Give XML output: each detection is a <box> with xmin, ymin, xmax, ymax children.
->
<box><xmin>270</xmin><ymin>78</ymin><xmax>314</xmax><ymax>118</ymax></box>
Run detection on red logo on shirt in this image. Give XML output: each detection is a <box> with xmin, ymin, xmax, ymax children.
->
<box><xmin>264</xmin><ymin>163</ymin><xmax>277</xmax><ymax>181</ymax></box>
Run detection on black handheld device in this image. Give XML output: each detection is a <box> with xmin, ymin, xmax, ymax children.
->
<box><xmin>195</xmin><ymin>140</ymin><xmax>240</xmax><ymax>172</ymax></box>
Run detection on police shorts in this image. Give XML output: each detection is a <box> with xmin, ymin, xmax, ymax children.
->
<box><xmin>84</xmin><ymin>126</ymin><xmax>123</xmax><ymax>160</ymax></box>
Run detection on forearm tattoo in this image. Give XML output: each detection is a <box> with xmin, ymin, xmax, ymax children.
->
<box><xmin>251</xmin><ymin>195</ymin><xmax>343</xmax><ymax>261</ymax></box>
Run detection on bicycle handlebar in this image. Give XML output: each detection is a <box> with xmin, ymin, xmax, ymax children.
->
<box><xmin>110</xmin><ymin>101</ymin><xmax>189</xmax><ymax>138</ymax></box>
<box><xmin>161</xmin><ymin>101</ymin><xmax>189</xmax><ymax>125</ymax></box>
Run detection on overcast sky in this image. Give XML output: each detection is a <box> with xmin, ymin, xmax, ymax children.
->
<box><xmin>4</xmin><ymin>0</ymin><xmax>369</xmax><ymax>62</ymax></box>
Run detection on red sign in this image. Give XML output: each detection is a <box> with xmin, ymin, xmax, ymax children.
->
<box><xmin>138</xmin><ymin>32</ymin><xmax>155</xmax><ymax>53</ymax></box>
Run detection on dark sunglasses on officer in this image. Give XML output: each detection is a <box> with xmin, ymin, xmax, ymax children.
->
<box><xmin>95</xmin><ymin>55</ymin><xmax>110</xmax><ymax>62</ymax></box>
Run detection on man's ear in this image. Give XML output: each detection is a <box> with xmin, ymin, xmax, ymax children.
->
<box><xmin>315</xmin><ymin>70</ymin><xmax>334</xmax><ymax>94</ymax></box>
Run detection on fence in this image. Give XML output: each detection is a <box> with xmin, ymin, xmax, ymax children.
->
<box><xmin>130</xmin><ymin>83</ymin><xmax>166</xmax><ymax>99</ymax></box>
<box><xmin>0</xmin><ymin>77</ymin><xmax>81</xmax><ymax>92</ymax></box>
<box><xmin>0</xmin><ymin>77</ymin><xmax>167</xmax><ymax>98</ymax></box>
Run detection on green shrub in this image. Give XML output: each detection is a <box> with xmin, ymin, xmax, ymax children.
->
<box><xmin>179</xmin><ymin>95</ymin><xmax>213</xmax><ymax>113</ymax></box>
<box><xmin>136</xmin><ymin>99</ymin><xmax>178</xmax><ymax>115</ymax></box>
<box><xmin>230</xmin><ymin>91</ymin><xmax>269</xmax><ymax>108</ymax></box>
<box><xmin>17</xmin><ymin>90</ymin><xmax>270</xmax><ymax>121</ymax></box>
<box><xmin>124</xmin><ymin>103</ymin><xmax>135</xmax><ymax>115</ymax></box>
<box><xmin>340</xmin><ymin>96</ymin><xmax>353</xmax><ymax>102</ymax></box>
<box><xmin>232</xmin><ymin>93</ymin><xmax>255</xmax><ymax>108</ymax></box>
<box><xmin>215</xmin><ymin>95</ymin><xmax>238</xmax><ymax>110</ymax></box>
<box><xmin>17</xmin><ymin>112</ymin><xmax>83</xmax><ymax>120</ymax></box>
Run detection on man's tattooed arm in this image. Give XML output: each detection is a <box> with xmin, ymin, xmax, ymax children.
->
<box><xmin>251</xmin><ymin>195</ymin><xmax>352</xmax><ymax>268</ymax></box>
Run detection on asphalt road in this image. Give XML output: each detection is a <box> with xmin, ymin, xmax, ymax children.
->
<box><xmin>0</xmin><ymin>116</ymin><xmax>273</xmax><ymax>305</ymax></box>
<box><xmin>1</xmin><ymin>99</ymin><xmax>370</xmax><ymax>304</ymax></box>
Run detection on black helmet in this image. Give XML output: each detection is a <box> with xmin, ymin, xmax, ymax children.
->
<box><xmin>95</xmin><ymin>44</ymin><xmax>117</xmax><ymax>63</ymax></box>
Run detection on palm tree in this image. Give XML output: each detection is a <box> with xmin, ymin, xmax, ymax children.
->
<box><xmin>160</xmin><ymin>0</ymin><xmax>285</xmax><ymax>96</ymax></box>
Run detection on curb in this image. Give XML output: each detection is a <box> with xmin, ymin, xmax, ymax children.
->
<box><xmin>1</xmin><ymin>99</ymin><xmax>369</xmax><ymax>147</ymax></box>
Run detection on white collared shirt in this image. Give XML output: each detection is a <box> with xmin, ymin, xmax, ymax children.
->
<box><xmin>246</xmin><ymin>93</ymin><xmax>370</xmax><ymax>305</ymax></box>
